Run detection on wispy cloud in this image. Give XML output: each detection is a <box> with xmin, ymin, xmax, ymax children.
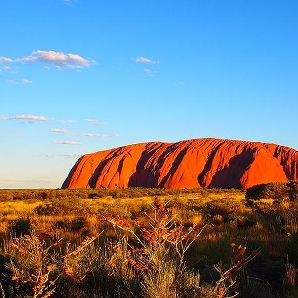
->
<box><xmin>86</xmin><ymin>118</ymin><xmax>106</xmax><ymax>125</ymax></box>
<box><xmin>1</xmin><ymin>50</ymin><xmax>95</xmax><ymax>69</ymax></box>
<box><xmin>60</xmin><ymin>153</ymin><xmax>83</xmax><ymax>158</ymax></box>
<box><xmin>79</xmin><ymin>132</ymin><xmax>110</xmax><ymax>138</ymax></box>
<box><xmin>143</xmin><ymin>68</ymin><xmax>157</xmax><ymax>76</ymax></box>
<box><xmin>22</xmin><ymin>78</ymin><xmax>32</xmax><ymax>84</ymax></box>
<box><xmin>37</xmin><ymin>152</ymin><xmax>83</xmax><ymax>158</ymax></box>
<box><xmin>136</xmin><ymin>56</ymin><xmax>159</xmax><ymax>64</ymax></box>
<box><xmin>0</xmin><ymin>57</ymin><xmax>13</xmax><ymax>63</ymax></box>
<box><xmin>54</xmin><ymin>140</ymin><xmax>81</xmax><ymax>145</ymax></box>
<box><xmin>57</xmin><ymin>119</ymin><xmax>76</xmax><ymax>123</ymax></box>
<box><xmin>1</xmin><ymin>65</ymin><xmax>18</xmax><ymax>74</ymax></box>
<box><xmin>50</xmin><ymin>127</ymin><xmax>109</xmax><ymax>138</ymax></box>
<box><xmin>50</xmin><ymin>128</ymin><xmax>69</xmax><ymax>133</ymax></box>
<box><xmin>6</xmin><ymin>78</ymin><xmax>32</xmax><ymax>84</ymax></box>
<box><xmin>1</xmin><ymin>115</ymin><xmax>48</xmax><ymax>121</ymax></box>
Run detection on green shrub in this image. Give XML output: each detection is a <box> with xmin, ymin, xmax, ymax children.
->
<box><xmin>34</xmin><ymin>202</ymin><xmax>55</xmax><ymax>215</ymax></box>
<box><xmin>246</xmin><ymin>181</ymin><xmax>298</xmax><ymax>206</ymax></box>
<box><xmin>285</xmin><ymin>231</ymin><xmax>298</xmax><ymax>264</ymax></box>
<box><xmin>287</xmin><ymin>180</ymin><xmax>298</xmax><ymax>201</ymax></box>
<box><xmin>246</xmin><ymin>182</ymin><xmax>289</xmax><ymax>201</ymax></box>
<box><xmin>71</xmin><ymin>216</ymin><xmax>87</xmax><ymax>231</ymax></box>
<box><xmin>204</xmin><ymin>199</ymin><xmax>242</xmax><ymax>222</ymax></box>
<box><xmin>55</xmin><ymin>220</ymin><xmax>68</xmax><ymax>229</ymax></box>
<box><xmin>10</xmin><ymin>218</ymin><xmax>31</xmax><ymax>237</ymax></box>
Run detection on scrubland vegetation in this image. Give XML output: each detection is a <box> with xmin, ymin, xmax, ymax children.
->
<box><xmin>0</xmin><ymin>182</ymin><xmax>298</xmax><ymax>297</ymax></box>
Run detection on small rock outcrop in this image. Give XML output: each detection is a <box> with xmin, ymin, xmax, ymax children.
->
<box><xmin>62</xmin><ymin>138</ymin><xmax>298</xmax><ymax>189</ymax></box>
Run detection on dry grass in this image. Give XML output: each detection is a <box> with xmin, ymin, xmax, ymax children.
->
<box><xmin>0</xmin><ymin>187</ymin><xmax>298</xmax><ymax>297</ymax></box>
<box><xmin>0</xmin><ymin>200</ymin><xmax>41</xmax><ymax>215</ymax></box>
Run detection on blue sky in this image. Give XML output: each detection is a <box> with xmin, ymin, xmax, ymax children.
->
<box><xmin>1</xmin><ymin>0</ymin><xmax>297</xmax><ymax>189</ymax></box>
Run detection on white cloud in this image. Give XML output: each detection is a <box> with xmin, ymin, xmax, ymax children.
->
<box><xmin>50</xmin><ymin>128</ymin><xmax>69</xmax><ymax>133</ymax></box>
<box><xmin>136</xmin><ymin>56</ymin><xmax>159</xmax><ymax>64</ymax></box>
<box><xmin>29</xmin><ymin>50</ymin><xmax>95</xmax><ymax>68</ymax></box>
<box><xmin>1</xmin><ymin>50</ymin><xmax>95</xmax><ymax>69</ymax></box>
<box><xmin>54</xmin><ymin>140</ymin><xmax>81</xmax><ymax>145</ymax></box>
<box><xmin>79</xmin><ymin>132</ymin><xmax>110</xmax><ymax>137</ymax></box>
<box><xmin>5</xmin><ymin>78</ymin><xmax>31</xmax><ymax>84</ymax></box>
<box><xmin>0</xmin><ymin>56</ymin><xmax>13</xmax><ymax>63</ymax></box>
<box><xmin>86</xmin><ymin>118</ymin><xmax>106</xmax><ymax>125</ymax></box>
<box><xmin>79</xmin><ymin>132</ymin><xmax>99</xmax><ymax>137</ymax></box>
<box><xmin>1</xmin><ymin>115</ymin><xmax>48</xmax><ymax>121</ymax></box>
<box><xmin>99</xmin><ymin>133</ymin><xmax>110</xmax><ymax>138</ymax></box>
<box><xmin>42</xmin><ymin>152</ymin><xmax>83</xmax><ymax>158</ymax></box>
<box><xmin>57</xmin><ymin>119</ymin><xmax>76</xmax><ymax>123</ymax></box>
<box><xmin>22</xmin><ymin>78</ymin><xmax>32</xmax><ymax>84</ymax></box>
<box><xmin>61</xmin><ymin>153</ymin><xmax>83</xmax><ymax>158</ymax></box>
<box><xmin>2</xmin><ymin>65</ymin><xmax>18</xmax><ymax>74</ymax></box>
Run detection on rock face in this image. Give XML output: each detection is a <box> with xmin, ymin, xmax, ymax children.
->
<box><xmin>62</xmin><ymin>138</ymin><xmax>298</xmax><ymax>189</ymax></box>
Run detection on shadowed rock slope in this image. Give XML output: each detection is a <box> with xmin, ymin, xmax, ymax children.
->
<box><xmin>62</xmin><ymin>138</ymin><xmax>298</xmax><ymax>189</ymax></box>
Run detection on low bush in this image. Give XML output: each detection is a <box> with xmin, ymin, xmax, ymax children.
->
<box><xmin>245</xmin><ymin>181</ymin><xmax>298</xmax><ymax>202</ymax></box>
<box><xmin>10</xmin><ymin>218</ymin><xmax>31</xmax><ymax>237</ymax></box>
<box><xmin>71</xmin><ymin>216</ymin><xmax>87</xmax><ymax>231</ymax></box>
<box><xmin>34</xmin><ymin>202</ymin><xmax>55</xmax><ymax>215</ymax></box>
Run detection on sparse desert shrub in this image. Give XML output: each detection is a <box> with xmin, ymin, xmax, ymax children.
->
<box><xmin>12</xmin><ymin>191</ymin><xmax>27</xmax><ymax>201</ymax></box>
<box><xmin>34</xmin><ymin>202</ymin><xmax>55</xmax><ymax>215</ymax></box>
<box><xmin>97</xmin><ymin>202</ymin><xmax>132</xmax><ymax>220</ymax></box>
<box><xmin>71</xmin><ymin>216</ymin><xmax>87</xmax><ymax>231</ymax></box>
<box><xmin>0</xmin><ymin>191</ymin><xmax>12</xmax><ymax>202</ymax></box>
<box><xmin>285</xmin><ymin>231</ymin><xmax>298</xmax><ymax>264</ymax></box>
<box><xmin>246</xmin><ymin>182</ymin><xmax>292</xmax><ymax>202</ymax></box>
<box><xmin>47</xmin><ymin>197</ymin><xmax>92</xmax><ymax>216</ymax></box>
<box><xmin>88</xmin><ymin>190</ymin><xmax>107</xmax><ymax>199</ymax></box>
<box><xmin>2</xmin><ymin>234</ymin><xmax>60</xmax><ymax>297</ymax></box>
<box><xmin>63</xmin><ymin>234</ymin><xmax>101</xmax><ymax>282</ymax></box>
<box><xmin>55</xmin><ymin>220</ymin><xmax>68</xmax><ymax>230</ymax></box>
<box><xmin>38</xmin><ymin>191</ymin><xmax>48</xmax><ymax>200</ymax></box>
<box><xmin>1</xmin><ymin>233</ymin><xmax>101</xmax><ymax>298</ymax></box>
<box><xmin>204</xmin><ymin>199</ymin><xmax>242</xmax><ymax>222</ymax></box>
<box><xmin>231</xmin><ymin>216</ymin><xmax>256</xmax><ymax>230</ymax></box>
<box><xmin>10</xmin><ymin>218</ymin><xmax>31</xmax><ymax>237</ymax></box>
<box><xmin>288</xmin><ymin>180</ymin><xmax>298</xmax><ymax>201</ymax></box>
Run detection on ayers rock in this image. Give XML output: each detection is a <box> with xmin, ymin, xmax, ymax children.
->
<box><xmin>62</xmin><ymin>138</ymin><xmax>298</xmax><ymax>190</ymax></box>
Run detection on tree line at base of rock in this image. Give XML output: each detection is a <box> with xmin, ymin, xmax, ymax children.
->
<box><xmin>245</xmin><ymin>180</ymin><xmax>298</xmax><ymax>201</ymax></box>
